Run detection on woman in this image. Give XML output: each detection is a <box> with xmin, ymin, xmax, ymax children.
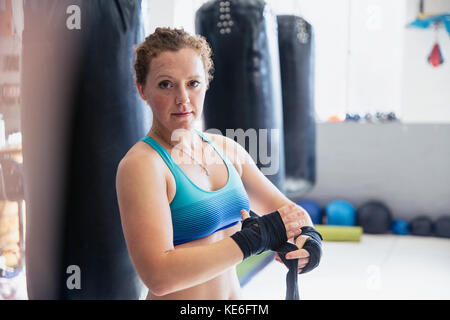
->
<box><xmin>116</xmin><ymin>27</ymin><xmax>314</xmax><ymax>300</ymax></box>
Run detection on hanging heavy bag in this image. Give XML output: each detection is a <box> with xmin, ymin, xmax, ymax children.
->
<box><xmin>195</xmin><ymin>0</ymin><xmax>286</xmax><ymax>192</ymax></box>
<box><xmin>277</xmin><ymin>15</ymin><xmax>316</xmax><ymax>199</ymax></box>
<box><xmin>22</xmin><ymin>0</ymin><xmax>150</xmax><ymax>299</ymax></box>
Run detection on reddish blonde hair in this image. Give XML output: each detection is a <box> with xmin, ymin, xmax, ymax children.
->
<box><xmin>134</xmin><ymin>27</ymin><xmax>214</xmax><ymax>86</ymax></box>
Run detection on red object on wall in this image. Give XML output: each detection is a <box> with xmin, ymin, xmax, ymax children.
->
<box><xmin>428</xmin><ymin>42</ymin><xmax>444</xmax><ymax>67</ymax></box>
<box><xmin>0</xmin><ymin>0</ymin><xmax>13</xmax><ymax>37</ymax></box>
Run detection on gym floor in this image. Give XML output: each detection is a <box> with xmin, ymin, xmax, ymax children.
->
<box><xmin>242</xmin><ymin>234</ymin><xmax>450</xmax><ymax>300</ymax></box>
<box><xmin>4</xmin><ymin>234</ymin><xmax>450</xmax><ymax>300</ymax></box>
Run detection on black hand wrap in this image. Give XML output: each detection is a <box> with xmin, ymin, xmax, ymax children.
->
<box><xmin>231</xmin><ymin>210</ymin><xmax>287</xmax><ymax>260</ymax></box>
<box><xmin>231</xmin><ymin>210</ymin><xmax>323</xmax><ymax>301</ymax></box>
<box><xmin>277</xmin><ymin>226</ymin><xmax>323</xmax><ymax>300</ymax></box>
<box><xmin>294</xmin><ymin>226</ymin><xmax>323</xmax><ymax>274</ymax></box>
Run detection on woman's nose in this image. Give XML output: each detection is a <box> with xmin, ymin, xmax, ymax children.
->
<box><xmin>175</xmin><ymin>87</ymin><xmax>190</xmax><ymax>105</ymax></box>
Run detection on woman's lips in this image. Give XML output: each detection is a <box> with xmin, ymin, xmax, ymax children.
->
<box><xmin>172</xmin><ymin>111</ymin><xmax>193</xmax><ymax>117</ymax></box>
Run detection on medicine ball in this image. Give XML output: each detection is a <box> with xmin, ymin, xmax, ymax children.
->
<box><xmin>410</xmin><ymin>216</ymin><xmax>433</xmax><ymax>236</ymax></box>
<box><xmin>297</xmin><ymin>200</ymin><xmax>322</xmax><ymax>225</ymax></box>
<box><xmin>433</xmin><ymin>215</ymin><xmax>450</xmax><ymax>238</ymax></box>
<box><xmin>325</xmin><ymin>200</ymin><xmax>356</xmax><ymax>226</ymax></box>
<box><xmin>391</xmin><ymin>219</ymin><xmax>410</xmax><ymax>235</ymax></box>
<box><xmin>357</xmin><ymin>201</ymin><xmax>392</xmax><ymax>234</ymax></box>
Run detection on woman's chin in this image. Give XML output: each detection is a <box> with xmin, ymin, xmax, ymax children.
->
<box><xmin>173</xmin><ymin>117</ymin><xmax>198</xmax><ymax>129</ymax></box>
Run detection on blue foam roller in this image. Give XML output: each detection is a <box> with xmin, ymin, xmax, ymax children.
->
<box><xmin>391</xmin><ymin>219</ymin><xmax>410</xmax><ymax>235</ymax></box>
<box><xmin>325</xmin><ymin>200</ymin><xmax>356</xmax><ymax>226</ymax></box>
<box><xmin>297</xmin><ymin>200</ymin><xmax>322</xmax><ymax>224</ymax></box>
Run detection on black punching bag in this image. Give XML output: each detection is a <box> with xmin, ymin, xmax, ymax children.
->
<box><xmin>196</xmin><ymin>0</ymin><xmax>285</xmax><ymax>191</ymax></box>
<box><xmin>22</xmin><ymin>0</ymin><xmax>150</xmax><ymax>299</ymax></box>
<box><xmin>277</xmin><ymin>15</ymin><xmax>316</xmax><ymax>199</ymax></box>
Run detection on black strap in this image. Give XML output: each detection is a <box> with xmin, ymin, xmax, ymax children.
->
<box><xmin>277</xmin><ymin>242</ymin><xmax>300</xmax><ymax>300</ymax></box>
<box><xmin>249</xmin><ymin>211</ymin><xmax>323</xmax><ymax>300</ymax></box>
<box><xmin>248</xmin><ymin>211</ymin><xmax>299</xmax><ymax>300</ymax></box>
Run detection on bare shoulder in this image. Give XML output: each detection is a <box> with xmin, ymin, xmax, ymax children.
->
<box><xmin>116</xmin><ymin>141</ymin><xmax>169</xmax><ymax>204</ymax></box>
<box><xmin>116</xmin><ymin>141</ymin><xmax>173</xmax><ymax>243</ymax></box>
<box><xmin>118</xmin><ymin>141</ymin><xmax>165</xmax><ymax>175</ymax></box>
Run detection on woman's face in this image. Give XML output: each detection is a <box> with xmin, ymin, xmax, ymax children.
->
<box><xmin>138</xmin><ymin>48</ymin><xmax>207</xmax><ymax>132</ymax></box>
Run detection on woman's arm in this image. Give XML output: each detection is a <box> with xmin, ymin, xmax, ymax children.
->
<box><xmin>116</xmin><ymin>153</ymin><xmax>244</xmax><ymax>296</ymax></box>
<box><xmin>222</xmin><ymin>135</ymin><xmax>317</xmax><ymax>272</ymax></box>
<box><xmin>218</xmin><ymin>134</ymin><xmax>313</xmax><ymax>226</ymax></box>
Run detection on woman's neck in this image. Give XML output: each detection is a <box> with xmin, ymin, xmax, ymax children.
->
<box><xmin>149</xmin><ymin>126</ymin><xmax>200</xmax><ymax>150</ymax></box>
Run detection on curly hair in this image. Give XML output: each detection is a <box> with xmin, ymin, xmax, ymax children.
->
<box><xmin>134</xmin><ymin>27</ymin><xmax>214</xmax><ymax>87</ymax></box>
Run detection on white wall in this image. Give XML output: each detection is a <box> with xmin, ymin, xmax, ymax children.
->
<box><xmin>402</xmin><ymin>0</ymin><xmax>450</xmax><ymax>123</ymax></box>
<box><xmin>263</xmin><ymin>0</ymin><xmax>407</xmax><ymax>120</ymax></box>
<box><xmin>306</xmin><ymin>122</ymin><xmax>450</xmax><ymax>220</ymax></box>
<box><xmin>142</xmin><ymin>0</ymin><xmax>206</xmax><ymax>35</ymax></box>
<box><xmin>142</xmin><ymin>0</ymin><xmax>176</xmax><ymax>35</ymax></box>
<box><xmin>346</xmin><ymin>0</ymin><xmax>405</xmax><ymax>117</ymax></box>
<box><xmin>143</xmin><ymin>0</ymin><xmax>450</xmax><ymax>123</ymax></box>
<box><xmin>266</xmin><ymin>0</ymin><xmax>351</xmax><ymax>121</ymax></box>
<box><xmin>266</xmin><ymin>0</ymin><xmax>450</xmax><ymax>123</ymax></box>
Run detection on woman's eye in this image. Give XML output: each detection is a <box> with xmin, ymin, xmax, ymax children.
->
<box><xmin>158</xmin><ymin>81</ymin><xmax>172</xmax><ymax>89</ymax></box>
<box><xmin>189</xmin><ymin>80</ymin><xmax>200</xmax><ymax>88</ymax></box>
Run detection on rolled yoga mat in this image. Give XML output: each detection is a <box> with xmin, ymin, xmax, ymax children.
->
<box><xmin>195</xmin><ymin>0</ymin><xmax>286</xmax><ymax>192</ymax></box>
<box><xmin>22</xmin><ymin>0</ymin><xmax>150</xmax><ymax>299</ymax></box>
<box><xmin>314</xmin><ymin>225</ymin><xmax>362</xmax><ymax>242</ymax></box>
<box><xmin>236</xmin><ymin>251</ymin><xmax>274</xmax><ymax>287</ymax></box>
<box><xmin>277</xmin><ymin>15</ymin><xmax>316</xmax><ymax>199</ymax></box>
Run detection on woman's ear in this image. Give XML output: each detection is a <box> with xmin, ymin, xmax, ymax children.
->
<box><xmin>136</xmin><ymin>82</ymin><xmax>147</xmax><ymax>101</ymax></box>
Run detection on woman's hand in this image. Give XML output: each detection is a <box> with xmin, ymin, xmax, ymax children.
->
<box><xmin>240</xmin><ymin>205</ymin><xmax>313</xmax><ymax>274</ymax></box>
<box><xmin>240</xmin><ymin>202</ymin><xmax>313</xmax><ymax>274</ymax></box>
<box><xmin>274</xmin><ymin>235</ymin><xmax>310</xmax><ymax>273</ymax></box>
<box><xmin>277</xmin><ymin>202</ymin><xmax>311</xmax><ymax>240</ymax></box>
<box><xmin>271</xmin><ymin>203</ymin><xmax>314</xmax><ymax>273</ymax></box>
<box><xmin>240</xmin><ymin>202</ymin><xmax>306</xmax><ymax>241</ymax></box>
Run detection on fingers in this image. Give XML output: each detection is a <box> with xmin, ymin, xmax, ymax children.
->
<box><xmin>240</xmin><ymin>209</ymin><xmax>250</xmax><ymax>220</ymax></box>
<box><xmin>274</xmin><ymin>253</ymin><xmax>289</xmax><ymax>270</ymax></box>
<box><xmin>284</xmin><ymin>248</ymin><xmax>310</xmax><ymax>260</ymax></box>
<box><xmin>275</xmin><ymin>250</ymin><xmax>309</xmax><ymax>274</ymax></box>
<box><xmin>298</xmin><ymin>257</ymin><xmax>309</xmax><ymax>268</ymax></box>
<box><xmin>277</xmin><ymin>203</ymin><xmax>310</xmax><ymax>236</ymax></box>
<box><xmin>295</xmin><ymin>235</ymin><xmax>310</xmax><ymax>249</ymax></box>
<box><xmin>286</xmin><ymin>223</ymin><xmax>301</xmax><ymax>239</ymax></box>
<box><xmin>278</xmin><ymin>203</ymin><xmax>304</xmax><ymax>219</ymax></box>
<box><xmin>298</xmin><ymin>256</ymin><xmax>310</xmax><ymax>274</ymax></box>
<box><xmin>285</xmin><ymin>219</ymin><xmax>308</xmax><ymax>239</ymax></box>
<box><xmin>274</xmin><ymin>253</ymin><xmax>282</xmax><ymax>263</ymax></box>
<box><xmin>277</xmin><ymin>202</ymin><xmax>297</xmax><ymax>217</ymax></box>
<box><xmin>274</xmin><ymin>252</ymin><xmax>283</xmax><ymax>262</ymax></box>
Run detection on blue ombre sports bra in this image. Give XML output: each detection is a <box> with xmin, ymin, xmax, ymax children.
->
<box><xmin>141</xmin><ymin>129</ymin><xmax>250</xmax><ymax>246</ymax></box>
